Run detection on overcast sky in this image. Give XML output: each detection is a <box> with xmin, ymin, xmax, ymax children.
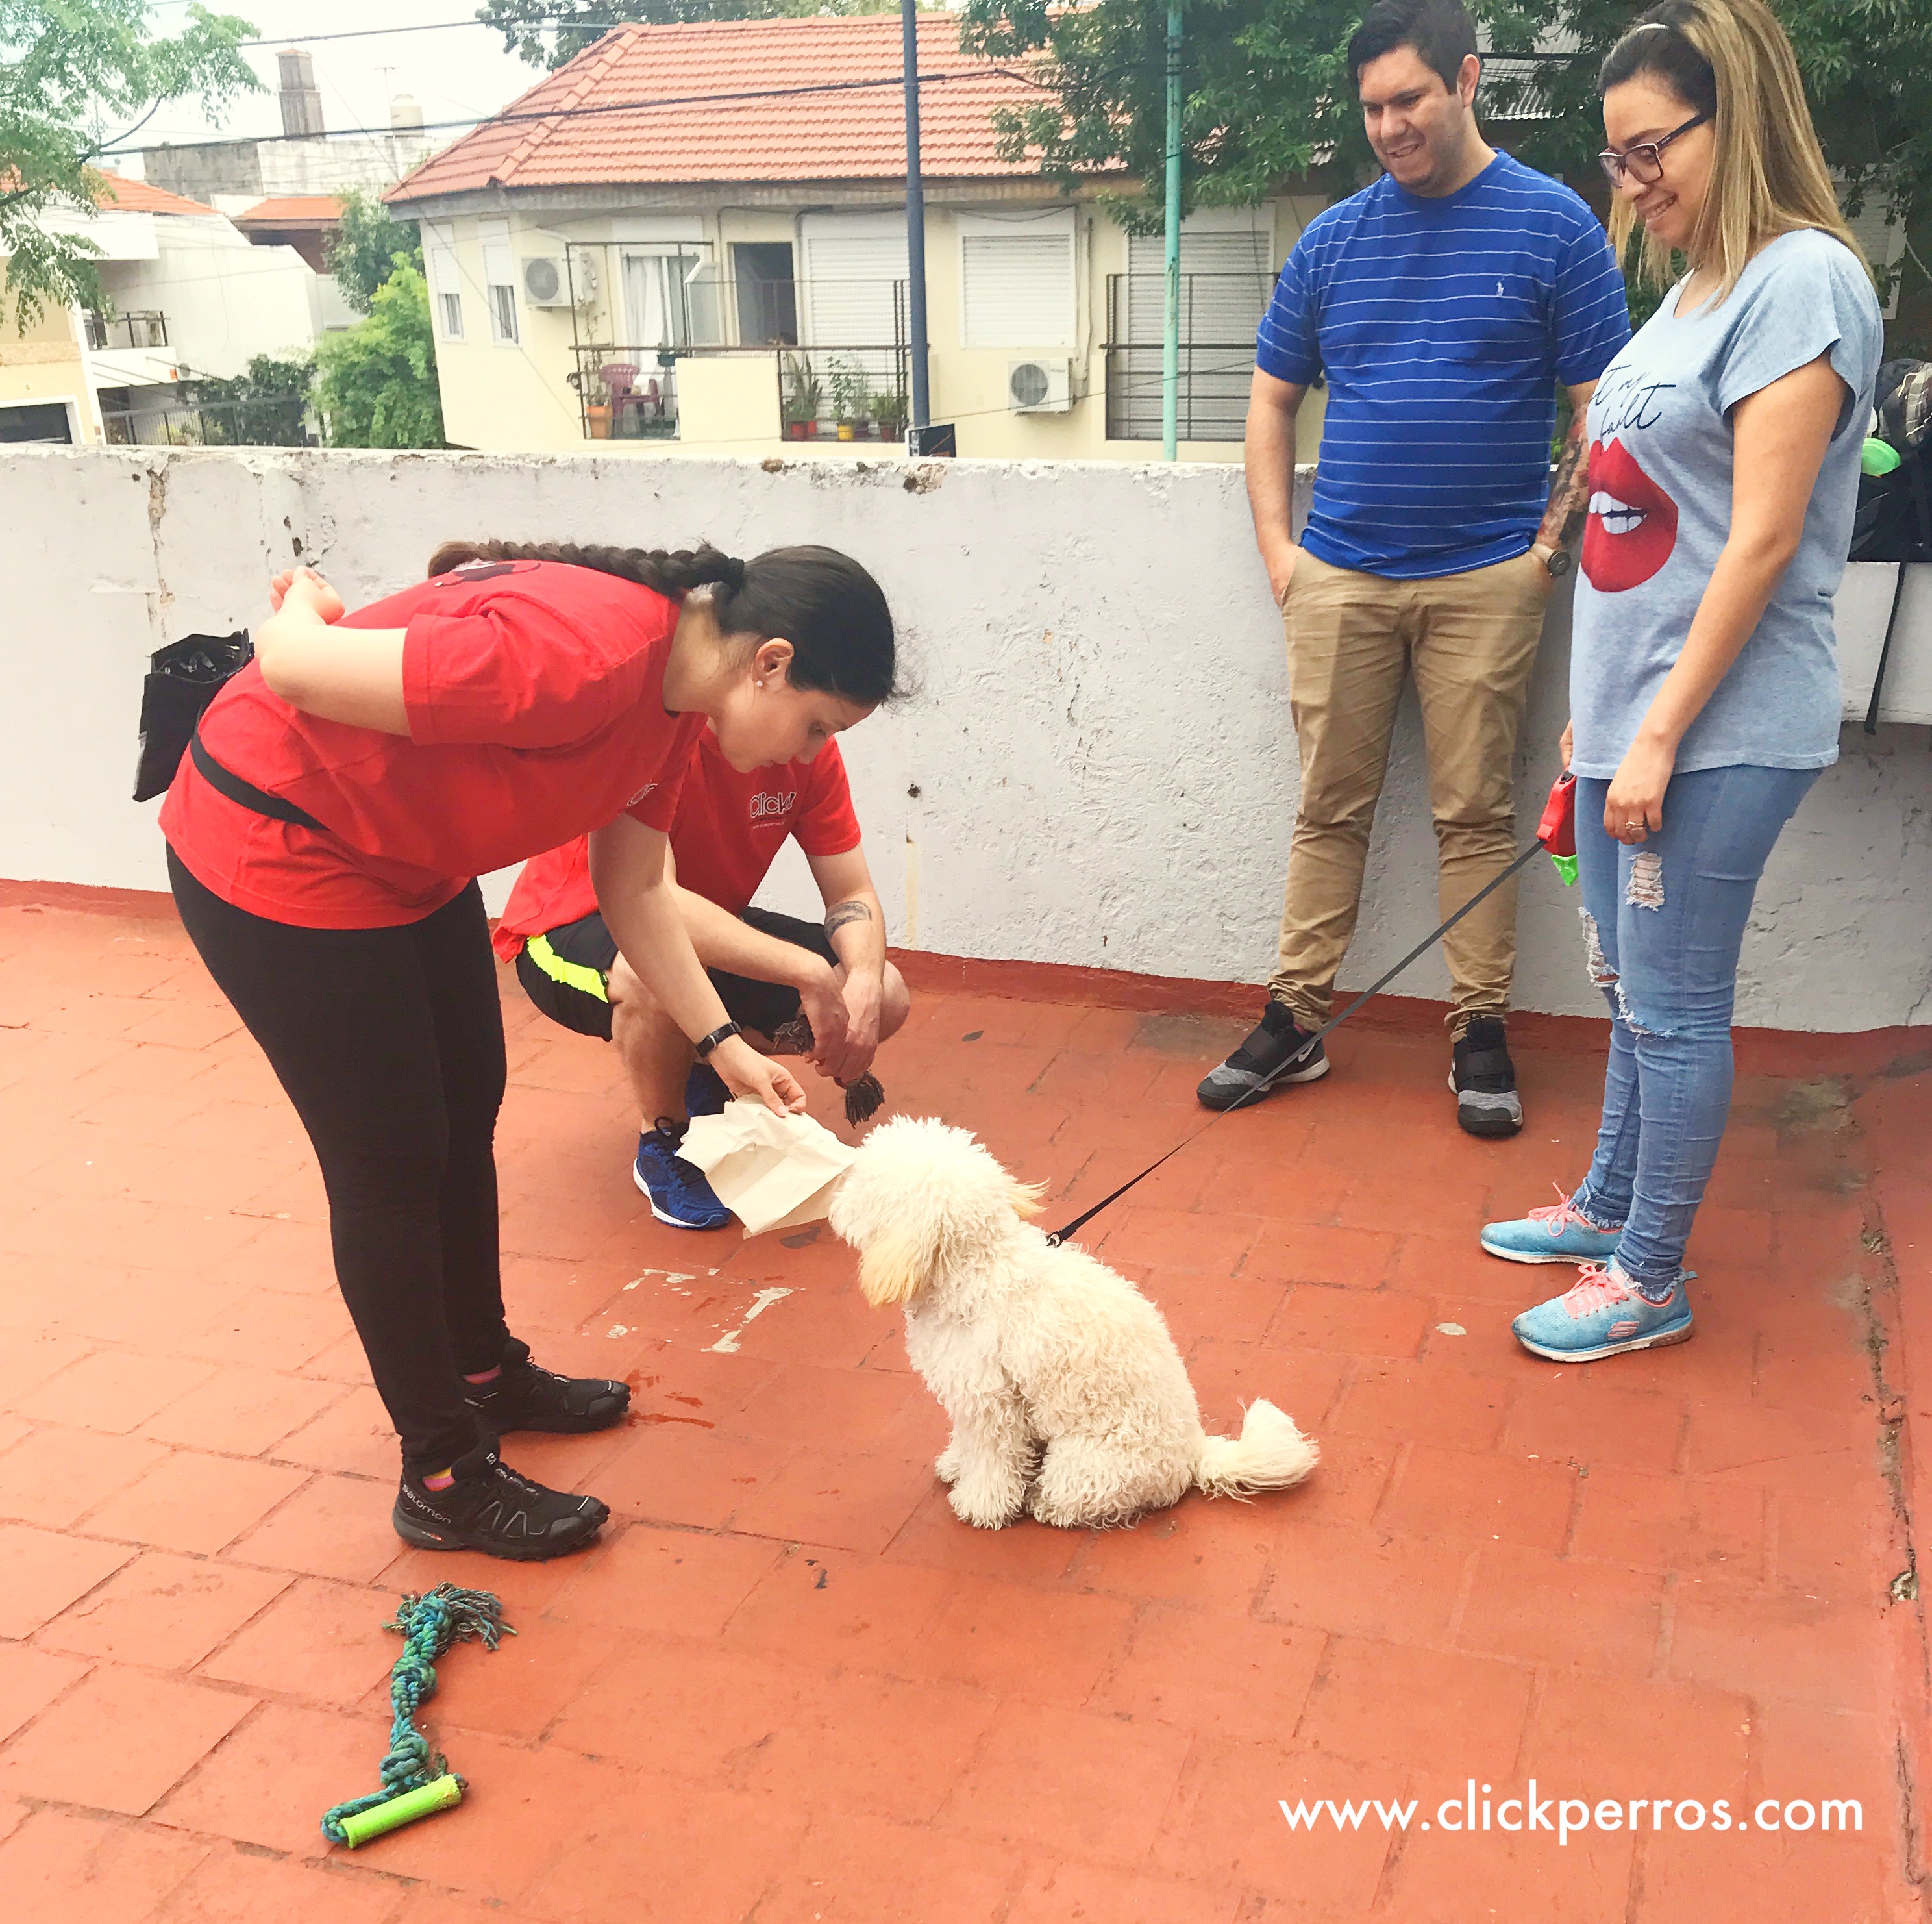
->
<box><xmin>122</xmin><ymin>1</ymin><xmax>549</xmax><ymax>163</ymax></box>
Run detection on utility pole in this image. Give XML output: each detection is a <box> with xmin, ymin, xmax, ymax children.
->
<box><xmin>1161</xmin><ymin>2</ymin><xmax>1183</xmax><ymax>461</ymax></box>
<box><xmin>901</xmin><ymin>0</ymin><xmax>951</xmax><ymax>454</ymax></box>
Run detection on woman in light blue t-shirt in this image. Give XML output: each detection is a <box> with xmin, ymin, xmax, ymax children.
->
<box><xmin>1479</xmin><ymin>0</ymin><xmax>1882</xmax><ymax>1362</ymax></box>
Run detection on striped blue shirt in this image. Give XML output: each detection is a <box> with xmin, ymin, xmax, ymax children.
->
<box><xmin>1257</xmin><ymin>153</ymin><xmax>1631</xmax><ymax>579</ymax></box>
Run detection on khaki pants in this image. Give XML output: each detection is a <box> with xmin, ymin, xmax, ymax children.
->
<box><xmin>1269</xmin><ymin>547</ymin><xmax>1549</xmax><ymax>1032</ymax></box>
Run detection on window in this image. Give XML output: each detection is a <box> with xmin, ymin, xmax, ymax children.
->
<box><xmin>423</xmin><ymin>222</ymin><xmax>464</xmax><ymax>341</ymax></box>
<box><xmin>959</xmin><ymin>210</ymin><xmax>1075</xmax><ymax>349</ymax></box>
<box><xmin>480</xmin><ymin>219</ymin><xmax>517</xmax><ymax>345</ymax></box>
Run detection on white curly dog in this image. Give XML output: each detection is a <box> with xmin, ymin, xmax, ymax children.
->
<box><xmin>828</xmin><ymin>1115</ymin><xmax>1319</xmax><ymax>1529</ymax></box>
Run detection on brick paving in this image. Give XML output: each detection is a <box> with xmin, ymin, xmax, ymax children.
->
<box><xmin>0</xmin><ymin>884</ymin><xmax>1926</xmax><ymax>1921</ymax></box>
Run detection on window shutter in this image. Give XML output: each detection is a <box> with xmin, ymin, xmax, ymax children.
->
<box><xmin>800</xmin><ymin>220</ymin><xmax>904</xmax><ymax>347</ymax></box>
<box><xmin>1126</xmin><ymin>224</ymin><xmax>1273</xmax><ymax>344</ymax></box>
<box><xmin>479</xmin><ymin>219</ymin><xmax>517</xmax><ymax>343</ymax></box>
<box><xmin>423</xmin><ymin>223</ymin><xmax>462</xmax><ymax>340</ymax></box>
<box><xmin>960</xmin><ymin>216</ymin><xmax>1074</xmax><ymax>347</ymax></box>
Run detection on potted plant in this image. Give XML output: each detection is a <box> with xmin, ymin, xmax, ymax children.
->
<box><xmin>576</xmin><ymin>370</ymin><xmax>612</xmax><ymax>440</ymax></box>
<box><xmin>873</xmin><ymin>386</ymin><xmax>908</xmax><ymax>444</ymax></box>
<box><xmin>829</xmin><ymin>357</ymin><xmax>872</xmax><ymax>442</ymax></box>
<box><xmin>782</xmin><ymin>353</ymin><xmax>821</xmax><ymax>440</ymax></box>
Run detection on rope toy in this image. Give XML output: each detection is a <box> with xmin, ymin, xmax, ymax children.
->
<box><xmin>771</xmin><ymin>1014</ymin><xmax>886</xmax><ymax>1124</ymax></box>
<box><xmin>320</xmin><ymin>1584</ymin><xmax>512</xmax><ymax>1848</ymax></box>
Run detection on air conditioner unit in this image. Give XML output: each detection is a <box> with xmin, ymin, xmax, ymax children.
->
<box><xmin>521</xmin><ymin>255</ymin><xmax>595</xmax><ymax>308</ymax></box>
<box><xmin>1008</xmin><ymin>358</ymin><xmax>1072</xmax><ymax>414</ymax></box>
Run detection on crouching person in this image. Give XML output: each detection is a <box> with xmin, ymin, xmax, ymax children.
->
<box><xmin>495</xmin><ymin>727</ymin><xmax>909</xmax><ymax>1227</ymax></box>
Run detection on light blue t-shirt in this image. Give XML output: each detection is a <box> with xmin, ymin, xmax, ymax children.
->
<box><xmin>1569</xmin><ymin>228</ymin><xmax>1882</xmax><ymax>778</ymax></box>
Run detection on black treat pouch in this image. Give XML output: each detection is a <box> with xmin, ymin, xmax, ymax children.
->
<box><xmin>133</xmin><ymin>631</ymin><xmax>252</xmax><ymax>803</ymax></box>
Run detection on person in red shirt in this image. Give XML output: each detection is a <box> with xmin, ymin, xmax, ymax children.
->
<box><xmin>495</xmin><ymin>727</ymin><xmax>908</xmax><ymax>1227</ymax></box>
<box><xmin>160</xmin><ymin>538</ymin><xmax>896</xmax><ymax>1561</ymax></box>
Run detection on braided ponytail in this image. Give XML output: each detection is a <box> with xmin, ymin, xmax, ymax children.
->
<box><xmin>425</xmin><ymin>537</ymin><xmax>895</xmax><ymax>706</ymax></box>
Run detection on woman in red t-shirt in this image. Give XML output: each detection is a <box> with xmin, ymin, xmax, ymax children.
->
<box><xmin>161</xmin><ymin>539</ymin><xmax>895</xmax><ymax>1560</ymax></box>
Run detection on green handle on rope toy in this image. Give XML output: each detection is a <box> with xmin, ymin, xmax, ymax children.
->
<box><xmin>1548</xmin><ymin>851</ymin><xmax>1578</xmax><ymax>886</ymax></box>
<box><xmin>336</xmin><ymin>1773</ymin><xmax>464</xmax><ymax>1847</ymax></box>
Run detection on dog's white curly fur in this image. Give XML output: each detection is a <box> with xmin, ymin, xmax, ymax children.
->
<box><xmin>828</xmin><ymin>1116</ymin><xmax>1319</xmax><ymax>1530</ymax></box>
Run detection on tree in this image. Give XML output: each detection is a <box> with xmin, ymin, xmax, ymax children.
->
<box><xmin>960</xmin><ymin>1</ymin><xmax>1931</xmax><ymax>302</ymax></box>
<box><xmin>477</xmin><ymin>0</ymin><xmax>910</xmax><ymax>73</ymax></box>
<box><xmin>315</xmin><ymin>264</ymin><xmax>445</xmax><ymax>448</ymax></box>
<box><xmin>324</xmin><ymin>188</ymin><xmax>422</xmax><ymax>315</ymax></box>
<box><xmin>192</xmin><ymin>351</ymin><xmax>316</xmax><ymax>445</ymax></box>
<box><xmin>1</xmin><ymin>1</ymin><xmax>258</xmax><ymax>327</ymax></box>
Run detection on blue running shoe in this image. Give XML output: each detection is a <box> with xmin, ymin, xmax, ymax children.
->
<box><xmin>1511</xmin><ymin>1264</ymin><xmax>1693</xmax><ymax>1363</ymax></box>
<box><xmin>684</xmin><ymin>1061</ymin><xmax>730</xmax><ymax>1118</ymax></box>
<box><xmin>1481</xmin><ymin>1186</ymin><xmax>1622</xmax><ymax>1266</ymax></box>
<box><xmin>634</xmin><ymin>1124</ymin><xmax>731</xmax><ymax>1230</ymax></box>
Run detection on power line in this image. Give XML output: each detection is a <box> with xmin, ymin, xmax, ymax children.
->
<box><xmin>238</xmin><ymin>18</ymin><xmax>638</xmax><ymax>47</ymax></box>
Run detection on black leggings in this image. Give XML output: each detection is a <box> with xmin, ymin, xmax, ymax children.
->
<box><xmin>168</xmin><ymin>849</ymin><xmax>509</xmax><ymax>1471</ymax></box>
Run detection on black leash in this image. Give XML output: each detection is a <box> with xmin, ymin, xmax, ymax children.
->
<box><xmin>1043</xmin><ymin>836</ymin><xmax>1548</xmax><ymax>1247</ymax></box>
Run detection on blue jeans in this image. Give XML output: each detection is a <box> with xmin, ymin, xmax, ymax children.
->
<box><xmin>1569</xmin><ymin>764</ymin><xmax>1818</xmax><ymax>1289</ymax></box>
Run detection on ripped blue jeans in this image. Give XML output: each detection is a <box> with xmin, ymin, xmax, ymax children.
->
<box><xmin>1569</xmin><ymin>764</ymin><xmax>1818</xmax><ymax>1289</ymax></box>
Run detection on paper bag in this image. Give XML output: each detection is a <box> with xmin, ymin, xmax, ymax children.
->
<box><xmin>680</xmin><ymin>1100</ymin><xmax>858</xmax><ymax>1237</ymax></box>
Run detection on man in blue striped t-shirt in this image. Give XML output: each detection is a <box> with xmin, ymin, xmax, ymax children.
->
<box><xmin>1198</xmin><ymin>0</ymin><xmax>1629</xmax><ymax>1138</ymax></box>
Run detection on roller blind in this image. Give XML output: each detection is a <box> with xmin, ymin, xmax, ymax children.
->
<box><xmin>961</xmin><ymin>215</ymin><xmax>1073</xmax><ymax>347</ymax></box>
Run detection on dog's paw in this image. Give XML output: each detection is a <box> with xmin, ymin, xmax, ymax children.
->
<box><xmin>934</xmin><ymin>1444</ymin><xmax>961</xmax><ymax>1487</ymax></box>
<box><xmin>948</xmin><ymin>1482</ymin><xmax>1024</xmax><ymax>1530</ymax></box>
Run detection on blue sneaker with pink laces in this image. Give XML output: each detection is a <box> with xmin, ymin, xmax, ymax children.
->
<box><xmin>1511</xmin><ymin>1264</ymin><xmax>1694</xmax><ymax>1363</ymax></box>
<box><xmin>1481</xmin><ymin>1187</ymin><xmax>1622</xmax><ymax>1266</ymax></box>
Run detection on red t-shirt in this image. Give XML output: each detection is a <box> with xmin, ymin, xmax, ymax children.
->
<box><xmin>160</xmin><ymin>560</ymin><xmax>704</xmax><ymax>929</ymax></box>
<box><xmin>492</xmin><ymin>729</ymin><xmax>863</xmax><ymax>960</ymax></box>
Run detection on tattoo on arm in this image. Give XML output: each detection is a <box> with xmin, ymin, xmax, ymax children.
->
<box><xmin>824</xmin><ymin>899</ymin><xmax>873</xmax><ymax>938</ymax></box>
<box><xmin>1537</xmin><ymin>418</ymin><xmax>1591</xmax><ymax>553</ymax></box>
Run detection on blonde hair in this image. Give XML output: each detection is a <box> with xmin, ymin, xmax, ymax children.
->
<box><xmin>1598</xmin><ymin>0</ymin><xmax>1866</xmax><ymax>305</ymax></box>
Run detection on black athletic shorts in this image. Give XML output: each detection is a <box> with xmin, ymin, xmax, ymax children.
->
<box><xmin>512</xmin><ymin>905</ymin><xmax>837</xmax><ymax>1044</ymax></box>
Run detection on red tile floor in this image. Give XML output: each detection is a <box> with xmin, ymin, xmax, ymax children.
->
<box><xmin>1</xmin><ymin>882</ymin><xmax>1928</xmax><ymax>1923</ymax></box>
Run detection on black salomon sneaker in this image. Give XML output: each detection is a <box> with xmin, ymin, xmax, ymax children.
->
<box><xmin>393</xmin><ymin>1443</ymin><xmax>609</xmax><ymax>1560</ymax></box>
<box><xmin>1196</xmin><ymin>999</ymin><xmax>1330</xmax><ymax>1112</ymax></box>
<box><xmin>1452</xmin><ymin>1015</ymin><xmax>1524</xmax><ymax>1138</ymax></box>
<box><xmin>465</xmin><ymin>1337</ymin><xmax>630</xmax><ymax>1436</ymax></box>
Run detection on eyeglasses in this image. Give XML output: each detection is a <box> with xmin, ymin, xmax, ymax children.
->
<box><xmin>1597</xmin><ymin>112</ymin><xmax>1711</xmax><ymax>187</ymax></box>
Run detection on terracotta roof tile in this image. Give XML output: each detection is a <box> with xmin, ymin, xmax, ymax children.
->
<box><xmin>91</xmin><ymin>171</ymin><xmax>219</xmax><ymax>219</ymax></box>
<box><xmin>387</xmin><ymin>14</ymin><xmax>1054</xmax><ymax>203</ymax></box>
<box><xmin>234</xmin><ymin>196</ymin><xmax>346</xmax><ymax>228</ymax></box>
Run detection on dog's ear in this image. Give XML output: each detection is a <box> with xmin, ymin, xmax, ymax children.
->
<box><xmin>858</xmin><ymin>1225</ymin><xmax>929</xmax><ymax>1308</ymax></box>
<box><xmin>1008</xmin><ymin>1177</ymin><xmax>1048</xmax><ymax>1220</ymax></box>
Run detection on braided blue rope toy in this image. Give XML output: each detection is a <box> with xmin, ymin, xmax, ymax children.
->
<box><xmin>321</xmin><ymin>1584</ymin><xmax>513</xmax><ymax>1848</ymax></box>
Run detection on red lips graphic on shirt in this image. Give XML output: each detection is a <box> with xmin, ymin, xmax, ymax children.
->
<box><xmin>1580</xmin><ymin>437</ymin><xmax>1679</xmax><ymax>593</ymax></box>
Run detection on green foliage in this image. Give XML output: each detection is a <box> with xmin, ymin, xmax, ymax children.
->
<box><xmin>0</xmin><ymin>1</ymin><xmax>258</xmax><ymax>327</ymax></box>
<box><xmin>315</xmin><ymin>264</ymin><xmax>445</xmax><ymax>449</ymax></box>
<box><xmin>324</xmin><ymin>188</ymin><xmax>423</xmax><ymax>315</ymax></box>
<box><xmin>477</xmin><ymin>0</ymin><xmax>923</xmax><ymax>73</ymax></box>
<box><xmin>960</xmin><ymin>1</ymin><xmax>1932</xmax><ymax>294</ymax></box>
<box><xmin>192</xmin><ymin>351</ymin><xmax>315</xmax><ymax>445</ymax></box>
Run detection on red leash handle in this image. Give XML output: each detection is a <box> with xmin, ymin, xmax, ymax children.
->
<box><xmin>1536</xmin><ymin>769</ymin><xmax>1577</xmax><ymax>858</ymax></box>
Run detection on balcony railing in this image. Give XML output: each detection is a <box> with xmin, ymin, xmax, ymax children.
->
<box><xmin>101</xmin><ymin>395</ymin><xmax>312</xmax><ymax>448</ymax></box>
<box><xmin>1103</xmin><ymin>273</ymin><xmax>1270</xmax><ymax>444</ymax></box>
<box><xmin>779</xmin><ymin>347</ymin><xmax>908</xmax><ymax>443</ymax></box>
<box><xmin>86</xmin><ymin>310</ymin><xmax>169</xmax><ymax>351</ymax></box>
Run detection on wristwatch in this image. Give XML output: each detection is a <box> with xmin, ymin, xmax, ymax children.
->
<box><xmin>693</xmin><ymin>1020</ymin><xmax>743</xmax><ymax>1060</ymax></box>
<box><xmin>1533</xmin><ymin>543</ymin><xmax>1573</xmax><ymax>579</ymax></box>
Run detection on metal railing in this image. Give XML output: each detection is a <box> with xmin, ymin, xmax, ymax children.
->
<box><xmin>1103</xmin><ymin>273</ymin><xmax>1270</xmax><ymax>443</ymax></box>
<box><xmin>572</xmin><ymin>351</ymin><xmax>680</xmax><ymax>439</ymax></box>
<box><xmin>85</xmin><ymin>310</ymin><xmax>169</xmax><ymax>351</ymax></box>
<box><xmin>101</xmin><ymin>395</ymin><xmax>312</xmax><ymax>448</ymax></box>
<box><xmin>779</xmin><ymin>347</ymin><xmax>908</xmax><ymax>443</ymax></box>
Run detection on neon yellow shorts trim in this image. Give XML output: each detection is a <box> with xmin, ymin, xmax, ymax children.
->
<box><xmin>523</xmin><ymin>931</ymin><xmax>610</xmax><ymax>1003</ymax></box>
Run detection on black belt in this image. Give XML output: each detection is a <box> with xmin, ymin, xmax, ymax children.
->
<box><xmin>190</xmin><ymin>728</ymin><xmax>327</xmax><ymax>834</ymax></box>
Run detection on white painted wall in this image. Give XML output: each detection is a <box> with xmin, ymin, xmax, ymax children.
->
<box><xmin>4</xmin><ymin>445</ymin><xmax>1928</xmax><ymax>1033</ymax></box>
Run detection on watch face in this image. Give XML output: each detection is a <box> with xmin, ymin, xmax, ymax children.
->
<box><xmin>1546</xmin><ymin>549</ymin><xmax>1573</xmax><ymax>577</ymax></box>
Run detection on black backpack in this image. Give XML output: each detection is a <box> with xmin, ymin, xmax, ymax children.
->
<box><xmin>1848</xmin><ymin>360</ymin><xmax>1931</xmax><ymax>732</ymax></box>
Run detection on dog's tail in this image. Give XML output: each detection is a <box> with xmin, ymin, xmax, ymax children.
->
<box><xmin>1193</xmin><ymin>1400</ymin><xmax>1319</xmax><ymax>1499</ymax></box>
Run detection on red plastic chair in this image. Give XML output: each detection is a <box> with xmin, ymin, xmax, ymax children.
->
<box><xmin>600</xmin><ymin>361</ymin><xmax>641</xmax><ymax>434</ymax></box>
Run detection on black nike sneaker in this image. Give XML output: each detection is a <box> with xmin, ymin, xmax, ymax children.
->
<box><xmin>1196</xmin><ymin>999</ymin><xmax>1330</xmax><ymax>1112</ymax></box>
<box><xmin>393</xmin><ymin>1442</ymin><xmax>609</xmax><ymax>1560</ymax></box>
<box><xmin>1451</xmin><ymin>1014</ymin><xmax>1524</xmax><ymax>1138</ymax></box>
<box><xmin>464</xmin><ymin>1336</ymin><xmax>630</xmax><ymax>1436</ymax></box>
